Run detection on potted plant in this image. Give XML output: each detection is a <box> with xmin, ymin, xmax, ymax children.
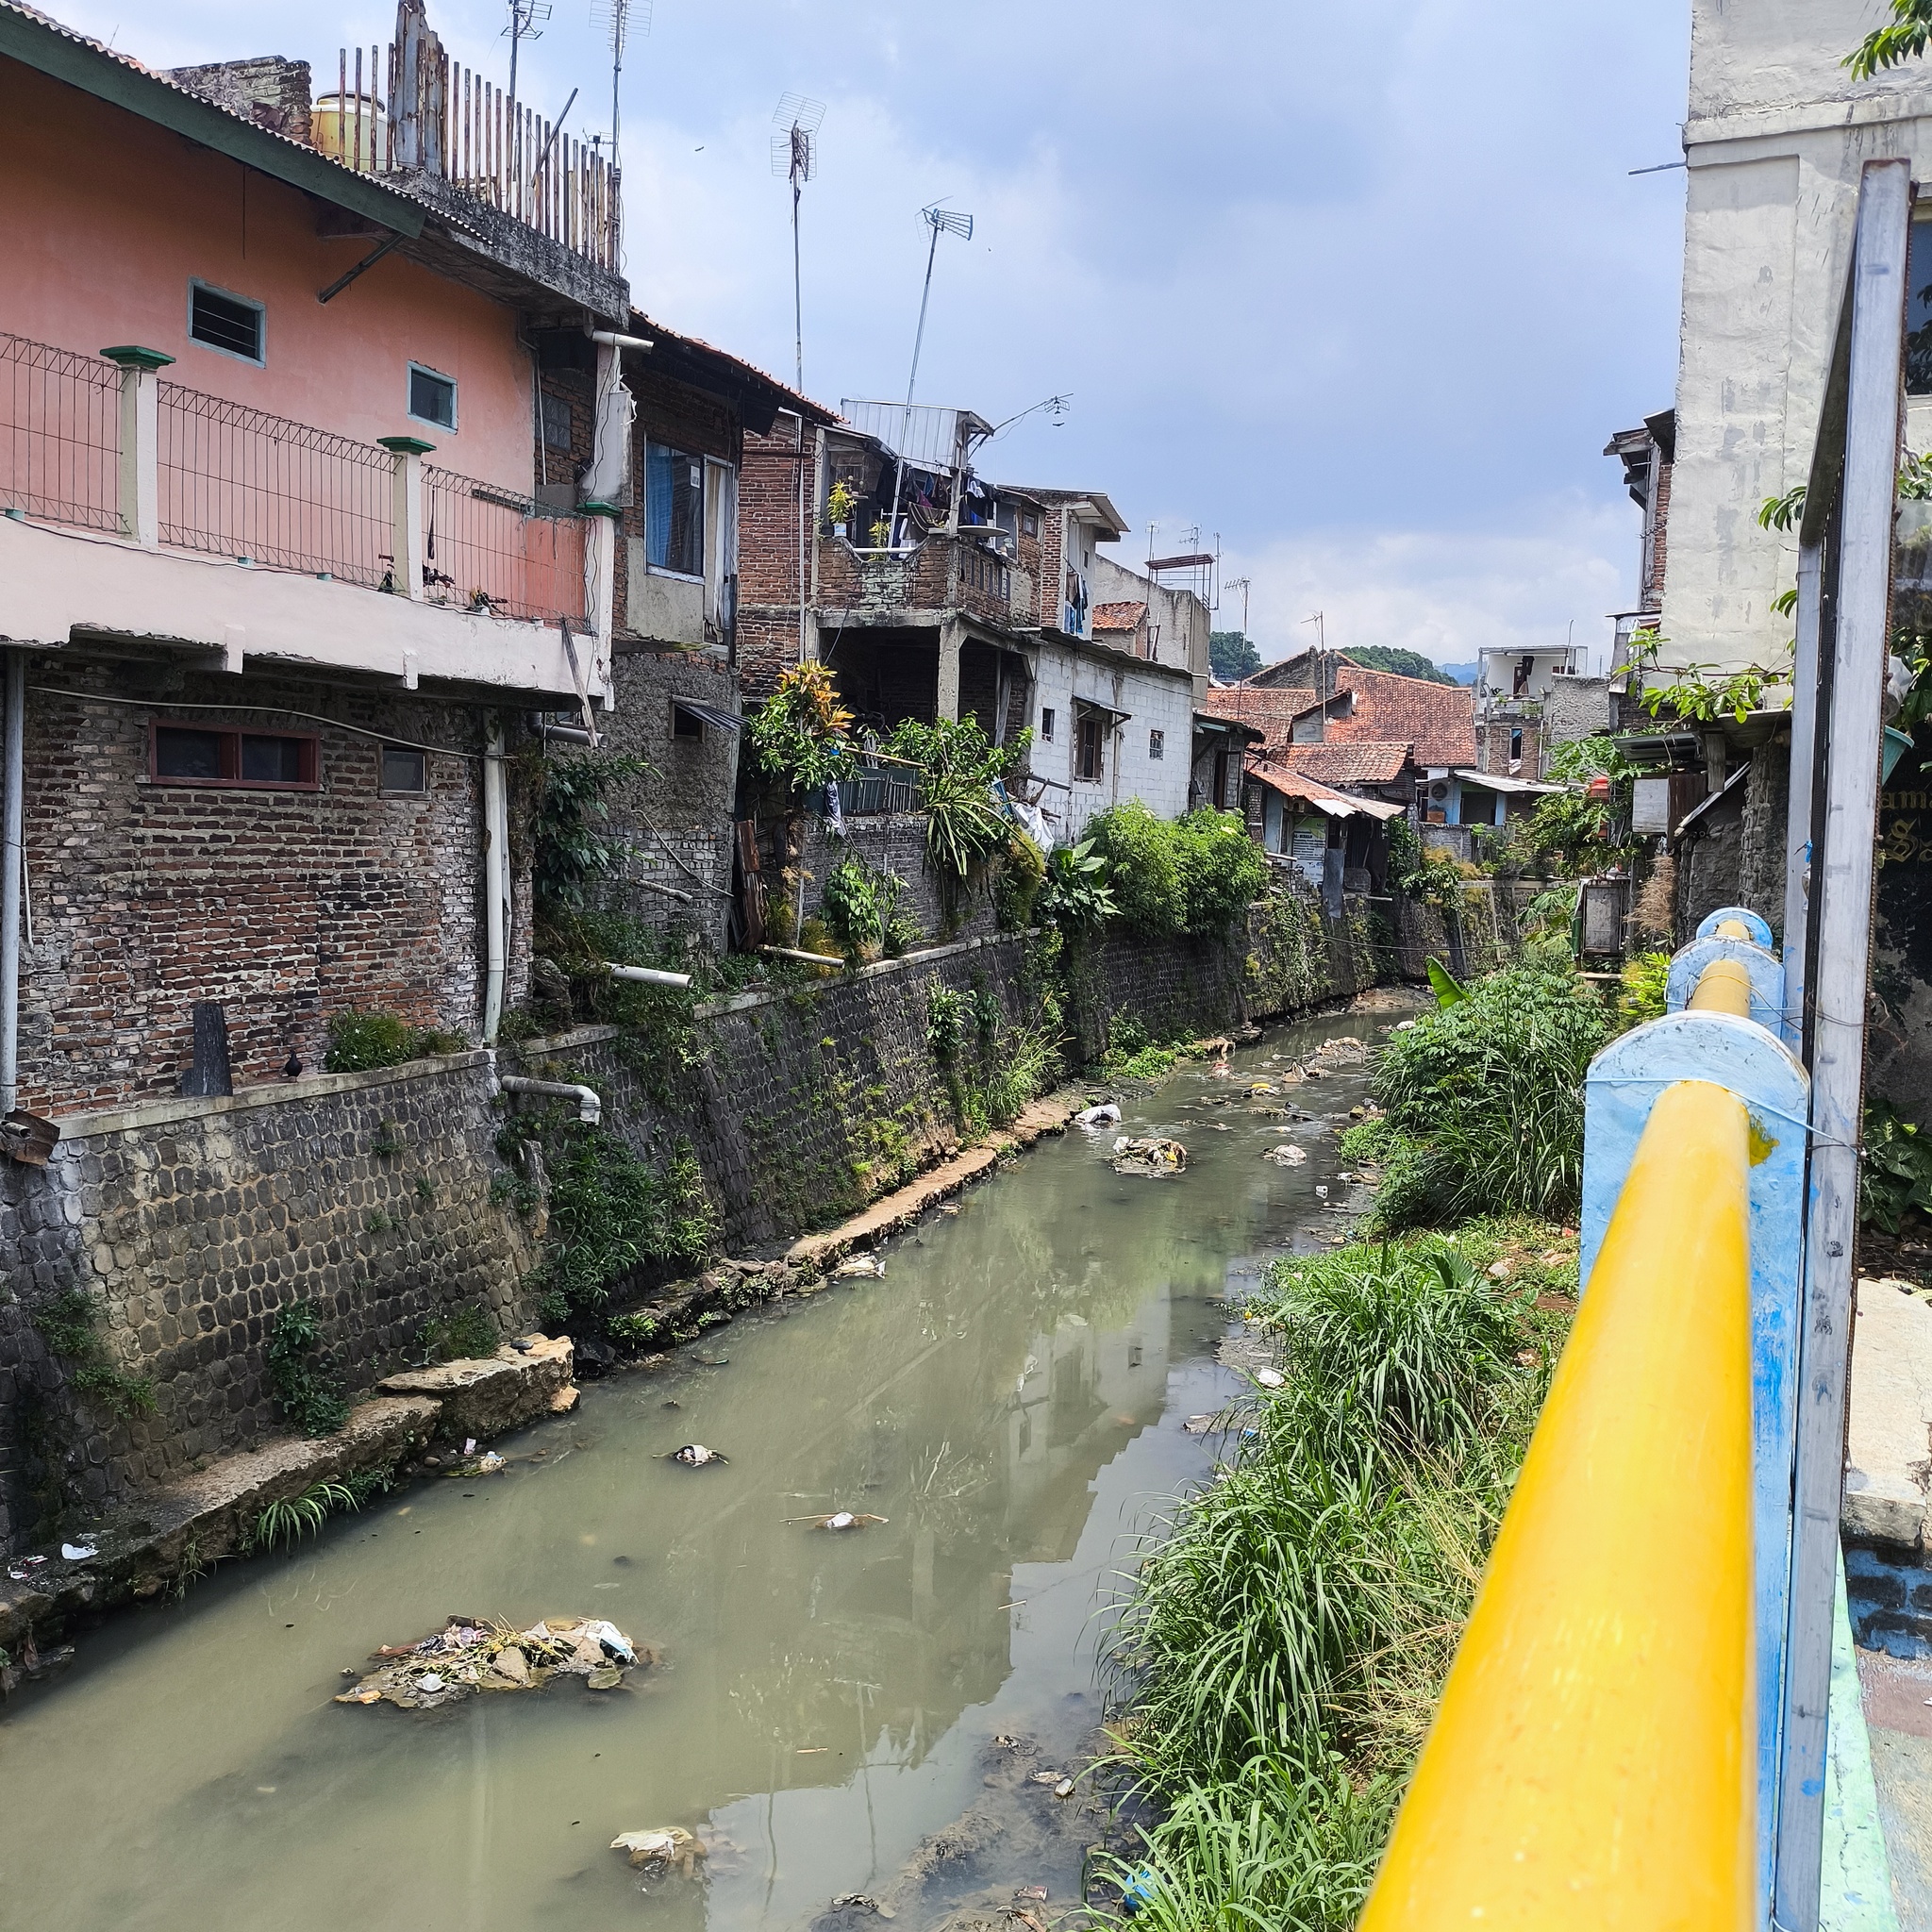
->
<box><xmin>825</xmin><ymin>479</ymin><xmax>858</xmax><ymax>540</ymax></box>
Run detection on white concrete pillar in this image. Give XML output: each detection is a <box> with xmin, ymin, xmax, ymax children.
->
<box><xmin>378</xmin><ymin>436</ymin><xmax>433</xmax><ymax>599</ymax></box>
<box><xmin>101</xmin><ymin>345</ymin><xmax>172</xmax><ymax>549</ymax></box>
<box><xmin>937</xmin><ymin>619</ymin><xmax>965</xmax><ymax>723</ymax></box>
<box><xmin>580</xmin><ymin>505</ymin><xmax>621</xmax><ymax>706</ymax></box>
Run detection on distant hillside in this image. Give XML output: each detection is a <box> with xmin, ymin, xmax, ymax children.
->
<box><xmin>1340</xmin><ymin>646</ymin><xmax>1460</xmax><ymax>686</ymax></box>
<box><xmin>1440</xmin><ymin>660</ymin><xmax>1479</xmax><ymax>686</ymax></box>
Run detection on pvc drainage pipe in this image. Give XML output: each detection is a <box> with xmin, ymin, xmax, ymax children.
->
<box><xmin>499</xmin><ymin>1075</ymin><xmax>602</xmax><ymax>1125</ymax></box>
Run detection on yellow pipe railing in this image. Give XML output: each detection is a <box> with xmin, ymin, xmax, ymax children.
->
<box><xmin>1690</xmin><ymin>957</ymin><xmax>1755</xmax><ymax>1018</ymax></box>
<box><xmin>1357</xmin><ymin>1078</ymin><xmax>1757</xmax><ymax>1931</ymax></box>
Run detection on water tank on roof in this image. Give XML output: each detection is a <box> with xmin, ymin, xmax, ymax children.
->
<box><xmin>313</xmin><ymin>93</ymin><xmax>389</xmax><ymax>172</ymax></box>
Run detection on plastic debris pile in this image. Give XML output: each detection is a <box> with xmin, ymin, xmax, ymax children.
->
<box><xmin>1109</xmin><ymin>1137</ymin><xmax>1188</xmax><ymax>1177</ymax></box>
<box><xmin>336</xmin><ymin>1614</ymin><xmax>642</xmax><ymax>1708</ymax></box>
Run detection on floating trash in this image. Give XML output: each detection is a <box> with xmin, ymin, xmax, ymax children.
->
<box><xmin>1074</xmin><ymin>1103</ymin><xmax>1122</xmax><ymax>1129</ymax></box>
<box><xmin>788</xmin><ymin>1510</ymin><xmax>889</xmax><ymax>1531</ymax></box>
<box><xmin>1253</xmin><ymin>1368</ymin><xmax>1287</xmax><ymax>1390</ymax></box>
<box><xmin>611</xmin><ymin>1827</ymin><xmax>706</xmax><ymax>1877</ymax></box>
<box><xmin>836</xmin><ymin>1253</ymin><xmax>886</xmax><ymax>1279</ymax></box>
<box><xmin>1110</xmin><ymin>1137</ymin><xmax>1188</xmax><ymax>1177</ymax></box>
<box><xmin>665</xmin><ymin>1444</ymin><xmax>728</xmax><ymax>1467</ymax></box>
<box><xmin>1263</xmin><ymin>1145</ymin><xmax>1307</xmax><ymax>1167</ymax></box>
<box><xmin>830</xmin><ymin>1895</ymin><xmax>893</xmax><ymax>1918</ymax></box>
<box><xmin>335</xmin><ymin>1614</ymin><xmax>646</xmax><ymax>1708</ymax></box>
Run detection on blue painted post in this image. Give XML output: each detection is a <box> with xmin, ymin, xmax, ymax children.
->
<box><xmin>1580</xmin><ymin>946</ymin><xmax>1809</xmax><ymax>1919</ymax></box>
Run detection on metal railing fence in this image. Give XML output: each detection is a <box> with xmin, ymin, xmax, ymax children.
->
<box><xmin>157</xmin><ymin>382</ymin><xmax>392</xmax><ymax>587</ymax></box>
<box><xmin>423</xmin><ymin>466</ymin><xmax>587</xmax><ymax>626</ymax></box>
<box><xmin>0</xmin><ymin>333</ymin><xmax>120</xmax><ymax>532</ymax></box>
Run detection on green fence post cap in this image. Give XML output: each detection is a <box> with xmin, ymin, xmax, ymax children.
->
<box><xmin>100</xmin><ymin>345</ymin><xmax>175</xmax><ymax>371</ymax></box>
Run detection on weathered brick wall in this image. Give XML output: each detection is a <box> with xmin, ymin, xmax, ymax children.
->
<box><xmin>16</xmin><ymin>658</ymin><xmax>518</xmax><ymax>1116</ymax></box>
<box><xmin>591</xmin><ymin>648</ymin><xmax>742</xmax><ymax>952</ymax></box>
<box><xmin>793</xmin><ymin>811</ymin><xmax>1000</xmax><ymax>951</ymax></box>
<box><xmin>0</xmin><ymin>1056</ymin><xmax>536</xmax><ymax>1554</ymax></box>
<box><xmin>740</xmin><ymin>420</ymin><xmax>812</xmax><ymax>698</ymax></box>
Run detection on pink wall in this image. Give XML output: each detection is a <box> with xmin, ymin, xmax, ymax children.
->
<box><xmin>0</xmin><ymin>58</ymin><xmax>534</xmax><ymax>494</ymax></box>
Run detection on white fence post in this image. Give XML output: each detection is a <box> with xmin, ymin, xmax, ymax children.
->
<box><xmin>377</xmin><ymin>435</ymin><xmax>431</xmax><ymax>599</ymax></box>
<box><xmin>100</xmin><ymin>344</ymin><xmax>171</xmax><ymax>548</ymax></box>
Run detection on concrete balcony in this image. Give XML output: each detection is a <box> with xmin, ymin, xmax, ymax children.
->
<box><xmin>0</xmin><ymin>333</ymin><xmax>609</xmax><ymax>705</ymax></box>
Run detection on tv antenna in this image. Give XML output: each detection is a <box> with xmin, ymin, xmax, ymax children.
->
<box><xmin>504</xmin><ymin>1</ymin><xmax>551</xmax><ymax>179</ymax></box>
<box><xmin>1225</xmin><ymin>575</ymin><xmax>1251</xmax><ymax>639</ymax></box>
<box><xmin>971</xmin><ymin>393</ymin><xmax>1071</xmax><ymax>446</ymax></box>
<box><xmin>589</xmin><ymin>0</ymin><xmax>648</xmax><ymax>186</ymax></box>
<box><xmin>771</xmin><ymin>93</ymin><xmax>824</xmax><ymax>394</ymax></box>
<box><xmin>891</xmin><ymin>202</ymin><xmax>974</xmax><ymax>545</ymax></box>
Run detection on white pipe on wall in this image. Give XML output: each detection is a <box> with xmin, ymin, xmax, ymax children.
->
<box><xmin>482</xmin><ymin>719</ymin><xmax>508</xmax><ymax>1044</ymax></box>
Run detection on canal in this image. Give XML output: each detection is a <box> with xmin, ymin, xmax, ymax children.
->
<box><xmin>0</xmin><ymin>1005</ymin><xmax>1391</xmax><ymax>1932</ymax></box>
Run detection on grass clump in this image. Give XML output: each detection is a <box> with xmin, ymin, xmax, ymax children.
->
<box><xmin>1097</xmin><ymin>1222</ymin><xmax>1574</xmax><ymax>1932</ymax></box>
<box><xmin>1368</xmin><ymin>945</ymin><xmax>1609</xmax><ymax>1230</ymax></box>
<box><xmin>325</xmin><ymin>1010</ymin><xmax>466</xmax><ymax>1073</ymax></box>
<box><xmin>417</xmin><ymin>1302</ymin><xmax>499</xmax><ymax>1364</ymax></box>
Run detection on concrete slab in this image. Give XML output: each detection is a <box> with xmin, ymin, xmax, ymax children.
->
<box><xmin>1857</xmin><ymin>1648</ymin><xmax>1932</xmax><ymax>1932</ymax></box>
<box><xmin>377</xmin><ymin>1333</ymin><xmax>575</xmax><ymax>1440</ymax></box>
<box><xmin>1826</xmin><ymin>1553</ymin><xmax>1902</xmax><ymax>1930</ymax></box>
<box><xmin>1844</xmin><ymin>1279</ymin><xmax>1932</xmax><ymax>1549</ymax></box>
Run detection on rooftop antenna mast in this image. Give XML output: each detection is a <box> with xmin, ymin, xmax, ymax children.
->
<box><xmin>1302</xmin><ymin>609</ymin><xmax>1329</xmax><ymax>711</ymax></box>
<box><xmin>891</xmin><ymin>202</ymin><xmax>974</xmax><ymax>546</ymax></box>
<box><xmin>590</xmin><ymin>0</ymin><xmax>647</xmax><ymax>242</ymax></box>
<box><xmin>1226</xmin><ymin>575</ymin><xmax>1251</xmax><ymax>640</ymax></box>
<box><xmin>504</xmin><ymin>0</ymin><xmax>551</xmax><ymax>184</ymax></box>
<box><xmin>771</xmin><ymin>93</ymin><xmax>824</xmax><ymax>395</ymax></box>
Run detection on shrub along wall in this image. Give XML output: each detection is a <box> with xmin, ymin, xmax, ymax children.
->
<box><xmin>0</xmin><ymin>878</ymin><xmax>1413</xmax><ymax>1557</ymax></box>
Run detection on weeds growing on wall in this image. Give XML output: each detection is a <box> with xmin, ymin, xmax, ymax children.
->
<box><xmin>530</xmin><ymin>749</ymin><xmax>653</xmax><ymax>913</ymax></box>
<box><xmin>1097</xmin><ymin>1222</ymin><xmax>1573</xmax><ymax>1932</ymax></box>
<box><xmin>416</xmin><ymin>1302</ymin><xmax>499</xmax><ymax>1365</ymax></box>
<box><xmin>529</xmin><ymin>1124</ymin><xmax>718</xmax><ymax>1325</ymax></box>
<box><xmin>267</xmin><ymin>1300</ymin><xmax>351</xmax><ymax>1438</ymax></box>
<box><xmin>324</xmin><ymin>1010</ymin><xmax>468</xmax><ymax>1073</ymax></box>
<box><xmin>1367</xmin><ymin>945</ymin><xmax>1610</xmax><ymax>1229</ymax></box>
<box><xmin>246</xmin><ymin>1468</ymin><xmax>393</xmax><ymax>1554</ymax></box>
<box><xmin>31</xmin><ymin>1288</ymin><xmax>157</xmax><ymax>1422</ymax></box>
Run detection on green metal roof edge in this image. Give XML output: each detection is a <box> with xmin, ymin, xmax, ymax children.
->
<box><xmin>0</xmin><ymin>8</ymin><xmax>425</xmax><ymax>240</ymax></box>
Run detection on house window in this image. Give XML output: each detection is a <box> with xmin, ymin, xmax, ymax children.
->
<box><xmin>1040</xmin><ymin>707</ymin><xmax>1055</xmax><ymax>742</ymax></box>
<box><xmin>1148</xmin><ymin>728</ymin><xmax>1165</xmax><ymax>761</ymax></box>
<box><xmin>189</xmin><ymin>281</ymin><xmax>264</xmax><ymax>364</ymax></box>
<box><xmin>672</xmin><ymin>702</ymin><xmax>705</xmax><ymax>741</ymax></box>
<box><xmin>380</xmin><ymin>744</ymin><xmax>428</xmax><ymax>793</ymax></box>
<box><xmin>1020</xmin><ymin>510</ymin><xmax>1039</xmax><ymax>539</ymax></box>
<box><xmin>151</xmin><ymin>724</ymin><xmax>318</xmax><ymax>790</ymax></box>
<box><xmin>646</xmin><ymin>441</ymin><xmax>705</xmax><ymax>576</ymax></box>
<box><xmin>1509</xmin><ymin>728</ymin><xmax>1523</xmax><ymax>760</ymax></box>
<box><xmin>408</xmin><ymin>364</ymin><xmax>458</xmax><ymax>431</ymax></box>
<box><xmin>1076</xmin><ymin>712</ymin><xmax>1105</xmax><ymax>782</ymax></box>
<box><xmin>541</xmin><ymin>391</ymin><xmax>573</xmax><ymax>450</ymax></box>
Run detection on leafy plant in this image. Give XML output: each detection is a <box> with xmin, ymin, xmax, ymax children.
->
<box><xmin>324</xmin><ymin>1010</ymin><xmax>466</xmax><ymax>1073</ymax></box>
<box><xmin>1173</xmin><ymin>808</ymin><xmax>1269</xmax><ymax>936</ymax></box>
<box><xmin>32</xmin><ymin>1289</ymin><xmax>157</xmax><ymax>1421</ymax></box>
<box><xmin>1861</xmin><ymin>1098</ymin><xmax>1932</xmax><ymax>1234</ymax></box>
<box><xmin>1640</xmin><ymin>658</ymin><xmax>1791</xmax><ymax>724</ymax></box>
<box><xmin>926</xmin><ymin>982</ymin><xmax>965</xmax><ymax>1065</ymax></box>
<box><xmin>886</xmin><ymin>716</ymin><xmax>1028</xmax><ymax>892</ymax></box>
<box><xmin>748</xmin><ymin>661</ymin><xmax>856</xmax><ymax>794</ymax></box>
<box><xmin>530</xmin><ymin>749</ymin><xmax>651</xmax><ymax>914</ymax></box>
<box><xmin>1424</xmin><ymin>958</ymin><xmax>1466</xmax><ymax>1008</ymax></box>
<box><xmin>1040</xmin><ymin>839</ymin><xmax>1117</xmax><ymax>929</ymax></box>
<box><xmin>969</xmin><ymin>978</ymin><xmax>1002</xmax><ymax>1056</ymax></box>
<box><xmin>418</xmin><ymin>1302</ymin><xmax>499</xmax><ymax>1364</ymax></box>
<box><xmin>266</xmin><ymin>1300</ymin><xmax>350</xmax><ymax>1438</ymax></box>
<box><xmin>1847</xmin><ymin>0</ymin><xmax>1932</xmax><ymax>76</ymax></box>
<box><xmin>821</xmin><ymin>858</ymin><xmax>888</xmax><ymax>961</ymax></box>
<box><xmin>1386</xmin><ymin>813</ymin><xmax>1465</xmax><ymax>912</ymax></box>
<box><xmin>1087</xmin><ymin>800</ymin><xmax>1185</xmax><ymax>934</ymax></box>
<box><xmin>534</xmin><ymin>1128</ymin><xmax>718</xmax><ymax>1322</ymax></box>
<box><xmin>1758</xmin><ymin>486</ymin><xmax>1807</xmax><ymax>531</ymax></box>
<box><xmin>993</xmin><ymin>832</ymin><xmax>1047</xmax><ymax>931</ymax></box>
<box><xmin>1620</xmin><ymin>950</ymin><xmax>1672</xmax><ymax>1026</ymax></box>
<box><xmin>824</xmin><ymin>478</ymin><xmax>858</xmax><ymax>526</ymax></box>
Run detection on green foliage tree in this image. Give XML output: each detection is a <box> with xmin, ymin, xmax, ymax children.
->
<box><xmin>1085</xmin><ymin>802</ymin><xmax>1268</xmax><ymax>938</ymax></box>
<box><xmin>1847</xmin><ymin>1</ymin><xmax>1932</xmax><ymax>78</ymax></box>
<box><xmin>531</xmin><ymin>750</ymin><xmax>651</xmax><ymax>914</ymax></box>
<box><xmin>1209</xmin><ymin>629</ymin><xmax>1262</xmax><ymax>681</ymax></box>
<box><xmin>1339</xmin><ymin>646</ymin><xmax>1458</xmax><ymax>686</ymax></box>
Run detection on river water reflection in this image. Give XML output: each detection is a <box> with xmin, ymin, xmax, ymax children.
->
<box><xmin>0</xmin><ymin>1007</ymin><xmax>1388</xmax><ymax>1932</ymax></box>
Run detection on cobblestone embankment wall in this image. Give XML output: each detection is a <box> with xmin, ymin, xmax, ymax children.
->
<box><xmin>0</xmin><ymin>877</ymin><xmax>1428</xmax><ymax>1556</ymax></box>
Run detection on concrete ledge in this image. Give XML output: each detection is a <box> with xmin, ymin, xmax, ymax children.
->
<box><xmin>1845</xmin><ymin>1278</ymin><xmax>1932</xmax><ymax>1554</ymax></box>
<box><xmin>52</xmin><ymin>1049</ymin><xmax>492</xmax><ymax>1141</ymax></box>
<box><xmin>0</xmin><ymin>1394</ymin><xmax>440</xmax><ymax>1652</ymax></box>
<box><xmin>377</xmin><ymin>1335</ymin><xmax>575</xmax><ymax>1440</ymax></box>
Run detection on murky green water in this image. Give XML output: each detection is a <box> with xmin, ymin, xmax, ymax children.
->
<box><xmin>0</xmin><ymin>1007</ymin><xmax>1391</xmax><ymax>1932</ymax></box>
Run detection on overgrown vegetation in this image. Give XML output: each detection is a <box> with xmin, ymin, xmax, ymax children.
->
<box><xmin>527</xmin><ymin>1124</ymin><xmax>718</xmax><ymax>1326</ymax></box>
<box><xmin>32</xmin><ymin>1289</ymin><xmax>156</xmax><ymax>1421</ymax></box>
<box><xmin>266</xmin><ymin>1300</ymin><xmax>350</xmax><ymax>1439</ymax></box>
<box><xmin>1367</xmin><ymin>945</ymin><xmax>1610</xmax><ymax>1229</ymax></box>
<box><xmin>247</xmin><ymin>1469</ymin><xmax>393</xmax><ymax>1554</ymax></box>
<box><xmin>1861</xmin><ymin>1098</ymin><xmax>1932</xmax><ymax>1236</ymax></box>
<box><xmin>1619</xmin><ymin>949</ymin><xmax>1672</xmax><ymax>1025</ymax></box>
<box><xmin>746</xmin><ymin>661</ymin><xmax>857</xmax><ymax>794</ymax></box>
<box><xmin>1099</xmin><ymin>1222</ymin><xmax>1574</xmax><ymax>1932</ymax></box>
<box><xmin>1086</xmin><ymin>803</ymin><xmax>1268</xmax><ymax>940</ymax></box>
<box><xmin>417</xmin><ymin>1302</ymin><xmax>499</xmax><ymax>1365</ymax></box>
<box><xmin>530</xmin><ymin>749</ymin><xmax>652</xmax><ymax>912</ymax></box>
<box><xmin>324</xmin><ymin>1010</ymin><xmax>467</xmax><ymax>1073</ymax></box>
<box><xmin>1040</xmin><ymin>838</ymin><xmax>1117</xmax><ymax>929</ymax></box>
<box><xmin>1384</xmin><ymin>814</ymin><xmax>1465</xmax><ymax>913</ymax></box>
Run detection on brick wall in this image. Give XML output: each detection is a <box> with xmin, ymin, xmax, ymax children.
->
<box><xmin>15</xmin><ymin>658</ymin><xmax>524</xmax><ymax>1116</ymax></box>
<box><xmin>589</xmin><ymin>647</ymin><xmax>742</xmax><ymax>953</ymax></box>
<box><xmin>739</xmin><ymin>419</ymin><xmax>812</xmax><ymax>698</ymax></box>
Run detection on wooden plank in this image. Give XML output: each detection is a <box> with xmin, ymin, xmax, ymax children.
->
<box><xmin>1781</xmin><ymin>541</ymin><xmax>1823</xmax><ymax>1046</ymax></box>
<box><xmin>1774</xmin><ymin>154</ymin><xmax>1909</xmax><ymax>1932</ymax></box>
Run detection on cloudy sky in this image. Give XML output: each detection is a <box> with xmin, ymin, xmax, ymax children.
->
<box><xmin>58</xmin><ymin>0</ymin><xmax>1690</xmax><ymax>670</ymax></box>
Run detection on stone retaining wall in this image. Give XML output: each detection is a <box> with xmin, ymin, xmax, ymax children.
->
<box><xmin>0</xmin><ymin>878</ymin><xmax>1421</xmax><ymax>1557</ymax></box>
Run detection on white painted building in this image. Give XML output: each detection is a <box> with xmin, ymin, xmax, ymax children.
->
<box><xmin>1664</xmin><ymin>0</ymin><xmax>1932</xmax><ymax>673</ymax></box>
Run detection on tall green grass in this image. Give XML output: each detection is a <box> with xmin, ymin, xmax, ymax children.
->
<box><xmin>1098</xmin><ymin>1226</ymin><xmax>1570</xmax><ymax>1932</ymax></box>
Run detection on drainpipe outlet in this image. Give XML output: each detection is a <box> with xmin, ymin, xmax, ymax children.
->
<box><xmin>499</xmin><ymin>1075</ymin><xmax>603</xmax><ymax>1126</ymax></box>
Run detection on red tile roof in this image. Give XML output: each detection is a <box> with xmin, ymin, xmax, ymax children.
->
<box><xmin>1322</xmin><ymin>666</ymin><xmax>1475</xmax><ymax>768</ymax></box>
<box><xmin>1092</xmin><ymin>601</ymin><xmax>1148</xmax><ymax>632</ymax></box>
<box><xmin>1202</xmin><ymin>684</ymin><xmax>1319</xmax><ymax>748</ymax></box>
<box><xmin>1281</xmin><ymin>741</ymin><xmax>1414</xmax><ymax>785</ymax></box>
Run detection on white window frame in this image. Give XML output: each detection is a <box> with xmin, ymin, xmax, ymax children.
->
<box><xmin>187</xmin><ymin>278</ymin><xmax>266</xmax><ymax>367</ymax></box>
<box><xmin>408</xmin><ymin>361</ymin><xmax>458</xmax><ymax>434</ymax></box>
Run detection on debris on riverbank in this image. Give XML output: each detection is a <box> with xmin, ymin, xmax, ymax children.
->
<box><xmin>1111</xmin><ymin>1137</ymin><xmax>1188</xmax><ymax>1177</ymax></box>
<box><xmin>612</xmin><ymin>1827</ymin><xmax>707</xmax><ymax>1876</ymax></box>
<box><xmin>336</xmin><ymin>1613</ymin><xmax>644</xmax><ymax>1707</ymax></box>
